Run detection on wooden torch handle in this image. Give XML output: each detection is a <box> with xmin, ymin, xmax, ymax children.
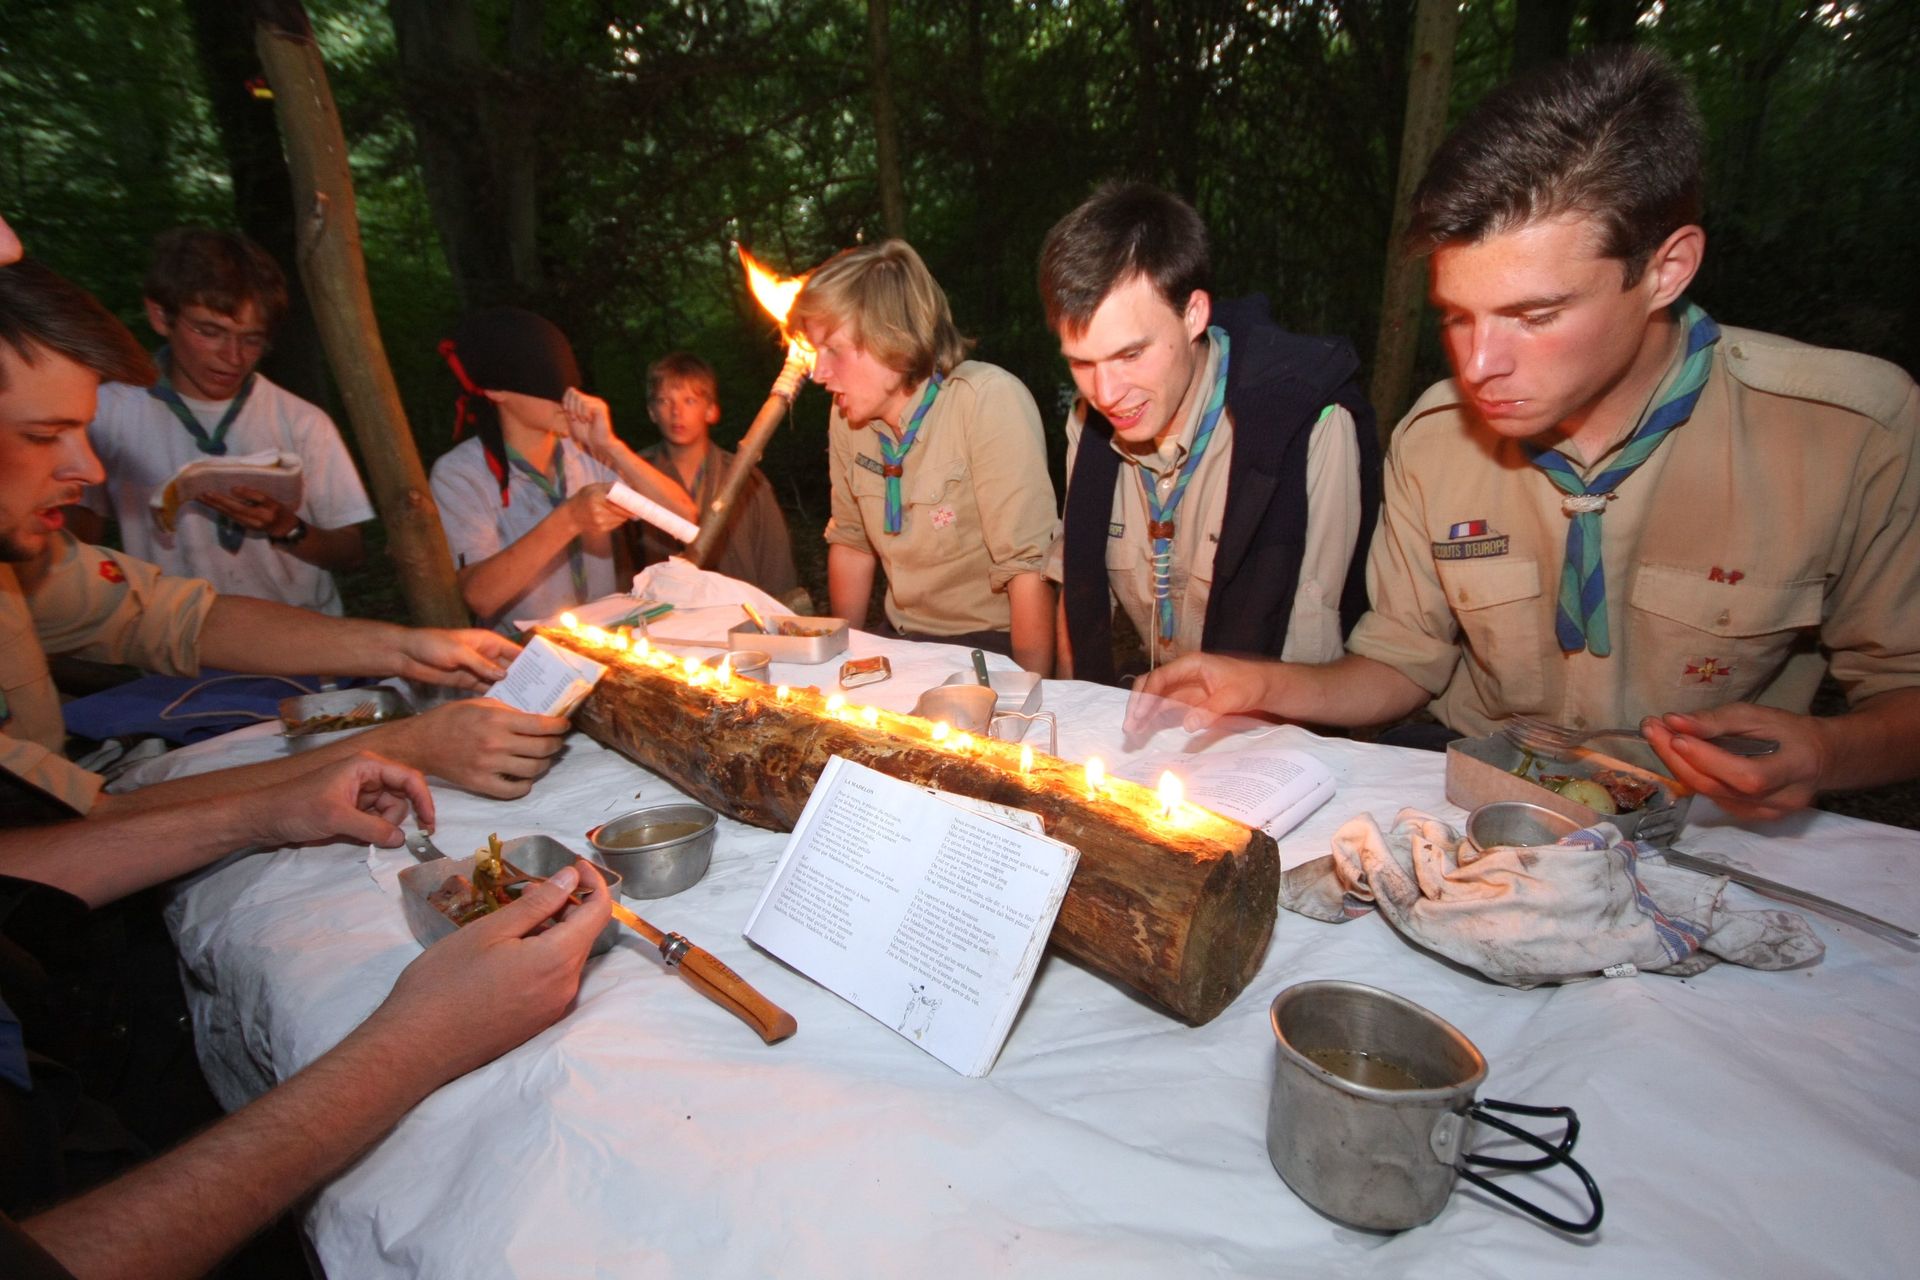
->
<box><xmin>609</xmin><ymin>902</ymin><xmax>797</xmax><ymax>1044</ymax></box>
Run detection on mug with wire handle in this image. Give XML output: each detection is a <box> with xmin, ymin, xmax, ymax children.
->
<box><xmin>1267</xmin><ymin>981</ymin><xmax>1603</xmax><ymax>1235</ymax></box>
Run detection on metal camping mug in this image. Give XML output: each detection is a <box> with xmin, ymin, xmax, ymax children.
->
<box><xmin>1266</xmin><ymin>982</ymin><xmax>1603</xmax><ymax>1234</ymax></box>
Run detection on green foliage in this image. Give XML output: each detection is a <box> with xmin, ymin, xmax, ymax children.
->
<box><xmin>4</xmin><ymin>0</ymin><xmax>1915</xmax><ymax>537</ymax></box>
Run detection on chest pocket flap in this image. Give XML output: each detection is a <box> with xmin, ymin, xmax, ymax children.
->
<box><xmin>1630</xmin><ymin>565</ymin><xmax>1823</xmax><ymax>636</ymax></box>
<box><xmin>1434</xmin><ymin>556</ymin><xmax>1542</xmax><ymax>612</ymax></box>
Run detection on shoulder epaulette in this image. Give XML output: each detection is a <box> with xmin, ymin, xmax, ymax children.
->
<box><xmin>1721</xmin><ymin>328</ymin><xmax>1915</xmax><ymax>429</ymax></box>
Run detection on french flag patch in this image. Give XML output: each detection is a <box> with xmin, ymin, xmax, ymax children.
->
<box><xmin>1448</xmin><ymin>520</ymin><xmax>1489</xmax><ymax>539</ymax></box>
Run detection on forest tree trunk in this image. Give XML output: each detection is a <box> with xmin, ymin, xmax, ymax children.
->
<box><xmin>183</xmin><ymin>0</ymin><xmax>331</xmax><ymax>410</ymax></box>
<box><xmin>251</xmin><ymin>0</ymin><xmax>466</xmax><ymax>628</ymax></box>
<box><xmin>866</xmin><ymin>0</ymin><xmax>909</xmax><ymax>240</ymax></box>
<box><xmin>1367</xmin><ymin>0</ymin><xmax>1461</xmax><ymax>444</ymax></box>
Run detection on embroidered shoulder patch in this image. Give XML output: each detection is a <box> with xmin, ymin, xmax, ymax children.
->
<box><xmin>855</xmin><ymin>454</ymin><xmax>887</xmax><ymax>476</ymax></box>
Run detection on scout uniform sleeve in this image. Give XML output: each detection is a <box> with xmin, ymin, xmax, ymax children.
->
<box><xmin>1283</xmin><ymin>405</ymin><xmax>1366</xmax><ymax>664</ymax></box>
<box><xmin>28</xmin><ymin>539</ymin><xmax>215</xmax><ymax>677</ymax></box>
<box><xmin>959</xmin><ymin>369</ymin><xmax>1056</xmax><ymax>591</ymax></box>
<box><xmin>0</xmin><ymin>737</ymin><xmax>105</xmax><ymax>819</ymax></box>
<box><xmin>1817</xmin><ymin>375</ymin><xmax>1920</xmax><ymax>703</ymax></box>
<box><xmin>823</xmin><ymin>411</ymin><xmax>875</xmax><ymax>556</ymax></box>
<box><xmin>1345</xmin><ymin>420</ymin><xmax>1467</xmax><ymax>694</ymax></box>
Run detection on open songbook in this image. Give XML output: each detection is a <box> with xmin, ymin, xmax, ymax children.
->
<box><xmin>486</xmin><ymin>635</ymin><xmax>606</xmax><ymax>716</ymax></box>
<box><xmin>152</xmin><ymin>450</ymin><xmax>303</xmax><ymax>532</ymax></box>
<box><xmin>745</xmin><ymin>756</ymin><xmax>1079</xmax><ymax>1077</ymax></box>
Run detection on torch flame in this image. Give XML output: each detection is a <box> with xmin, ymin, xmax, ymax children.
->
<box><xmin>739</xmin><ymin>244</ymin><xmax>807</xmax><ymax>324</ymax></box>
<box><xmin>739</xmin><ymin>243</ymin><xmax>816</xmax><ymax>378</ymax></box>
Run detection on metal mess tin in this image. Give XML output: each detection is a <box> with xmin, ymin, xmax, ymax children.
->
<box><xmin>398</xmin><ymin>834</ymin><xmax>623</xmax><ymax>957</ymax></box>
<box><xmin>278</xmin><ymin>687</ymin><xmax>412</xmax><ymax>753</ymax></box>
<box><xmin>585</xmin><ymin>803</ymin><xmax>718</xmax><ymax>899</ymax></box>
<box><xmin>727</xmin><ymin>615</ymin><xmax>849</xmax><ymax>664</ymax></box>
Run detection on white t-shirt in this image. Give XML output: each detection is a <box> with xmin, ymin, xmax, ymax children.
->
<box><xmin>84</xmin><ymin>375</ymin><xmax>375</xmax><ymax>615</ymax></box>
<box><xmin>429</xmin><ymin>436</ymin><xmax>622</xmax><ymax>630</ymax></box>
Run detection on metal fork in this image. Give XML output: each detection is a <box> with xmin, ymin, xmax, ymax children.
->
<box><xmin>1501</xmin><ymin>713</ymin><xmax>1777</xmax><ymax>759</ymax></box>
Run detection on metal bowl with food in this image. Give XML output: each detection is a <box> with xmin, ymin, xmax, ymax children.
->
<box><xmin>585</xmin><ymin>804</ymin><xmax>718</xmax><ymax>899</ymax></box>
<box><xmin>397</xmin><ymin>834</ymin><xmax>624</xmax><ymax>956</ymax></box>
<box><xmin>279</xmin><ymin>687</ymin><xmax>412</xmax><ymax>753</ymax></box>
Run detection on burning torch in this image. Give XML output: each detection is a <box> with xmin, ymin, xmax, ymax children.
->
<box><xmin>682</xmin><ymin>245</ymin><xmax>813</xmax><ymax>569</ymax></box>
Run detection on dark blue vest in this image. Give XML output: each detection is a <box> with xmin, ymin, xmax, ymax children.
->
<box><xmin>1060</xmin><ymin>295</ymin><xmax>1381</xmax><ymax>684</ymax></box>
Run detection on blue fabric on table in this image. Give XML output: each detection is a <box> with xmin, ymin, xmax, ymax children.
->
<box><xmin>59</xmin><ymin>670</ymin><xmax>377</xmax><ymax>745</ymax></box>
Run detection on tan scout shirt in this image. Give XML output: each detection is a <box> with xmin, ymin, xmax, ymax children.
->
<box><xmin>1348</xmin><ymin>327</ymin><xmax>1920</xmax><ymax>738</ymax></box>
<box><xmin>1051</xmin><ymin>333</ymin><xmax>1363</xmax><ymax>667</ymax></box>
<box><xmin>2</xmin><ymin>535</ymin><xmax>216</xmax><ymax>814</ymax></box>
<box><xmin>826</xmin><ymin>361</ymin><xmax>1056</xmax><ymax>637</ymax></box>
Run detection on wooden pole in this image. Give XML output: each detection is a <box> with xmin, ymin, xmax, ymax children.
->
<box><xmin>683</xmin><ymin>351</ymin><xmax>808</xmax><ymax>569</ymax></box>
<box><xmin>554</xmin><ymin>626</ymin><xmax>1279</xmax><ymax>1024</ymax></box>
<box><xmin>251</xmin><ymin>0</ymin><xmax>467</xmax><ymax>627</ymax></box>
<box><xmin>1367</xmin><ymin>0</ymin><xmax>1462</xmax><ymax>448</ymax></box>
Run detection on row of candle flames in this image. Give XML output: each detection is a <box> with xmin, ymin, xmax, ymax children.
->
<box><xmin>552</xmin><ymin>613</ymin><xmax>1212</xmax><ymax>832</ymax></box>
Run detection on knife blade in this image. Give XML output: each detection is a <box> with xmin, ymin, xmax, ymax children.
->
<box><xmin>1662</xmin><ymin>848</ymin><xmax>1919</xmax><ymax>944</ymax></box>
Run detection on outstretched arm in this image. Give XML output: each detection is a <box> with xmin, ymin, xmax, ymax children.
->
<box><xmin>91</xmin><ymin>698</ymin><xmax>571</xmax><ymax>815</ymax></box>
<box><xmin>3</xmin><ymin>753</ymin><xmax>432</xmax><ymax>907</ymax></box>
<box><xmin>21</xmin><ymin>862</ymin><xmax>611</xmax><ymax>1280</ymax></box>
<box><xmin>1642</xmin><ymin>686</ymin><xmax>1920</xmax><ymax>820</ymax></box>
<box><xmin>1127</xmin><ymin>651</ymin><xmax>1430</xmax><ymax>735</ymax></box>
<box><xmin>194</xmin><ymin>596</ymin><xmax>517</xmax><ymax>690</ymax></box>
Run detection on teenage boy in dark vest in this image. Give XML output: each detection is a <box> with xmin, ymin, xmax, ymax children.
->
<box><xmin>1038</xmin><ymin>182</ymin><xmax>1381</xmax><ymax>685</ymax></box>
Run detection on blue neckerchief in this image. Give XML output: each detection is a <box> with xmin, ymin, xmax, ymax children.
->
<box><xmin>1526</xmin><ymin>300</ymin><xmax>1721</xmax><ymax>656</ymax></box>
<box><xmin>146</xmin><ymin>344</ymin><xmax>259</xmax><ymax>552</ymax></box>
<box><xmin>1135</xmin><ymin>327</ymin><xmax>1230</xmax><ymax>646</ymax></box>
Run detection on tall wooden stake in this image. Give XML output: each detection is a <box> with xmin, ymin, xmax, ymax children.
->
<box><xmin>1368</xmin><ymin>0</ymin><xmax>1462</xmax><ymax>447</ymax></box>
<box><xmin>251</xmin><ymin>0</ymin><xmax>467</xmax><ymax>627</ymax></box>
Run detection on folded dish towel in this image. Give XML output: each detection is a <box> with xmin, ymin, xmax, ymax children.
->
<box><xmin>1282</xmin><ymin>809</ymin><xmax>1823</xmax><ymax>985</ymax></box>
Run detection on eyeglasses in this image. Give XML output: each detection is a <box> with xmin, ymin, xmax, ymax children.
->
<box><xmin>182</xmin><ymin>318</ymin><xmax>272</xmax><ymax>357</ymax></box>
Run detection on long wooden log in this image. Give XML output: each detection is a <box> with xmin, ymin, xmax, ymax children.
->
<box><xmin>553</xmin><ymin>627</ymin><xmax>1278</xmax><ymax>1024</ymax></box>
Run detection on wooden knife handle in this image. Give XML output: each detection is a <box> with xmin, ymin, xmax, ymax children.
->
<box><xmin>675</xmin><ymin>942</ymin><xmax>799</xmax><ymax>1044</ymax></box>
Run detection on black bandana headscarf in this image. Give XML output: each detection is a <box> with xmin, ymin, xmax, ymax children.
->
<box><xmin>438</xmin><ymin>307</ymin><xmax>582</xmax><ymax>504</ymax></box>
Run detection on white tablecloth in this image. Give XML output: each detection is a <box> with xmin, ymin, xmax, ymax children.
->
<box><xmin>154</xmin><ymin>570</ymin><xmax>1920</xmax><ymax>1278</ymax></box>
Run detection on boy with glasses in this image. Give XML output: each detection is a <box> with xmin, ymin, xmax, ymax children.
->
<box><xmin>74</xmin><ymin>229</ymin><xmax>372</xmax><ymax>614</ymax></box>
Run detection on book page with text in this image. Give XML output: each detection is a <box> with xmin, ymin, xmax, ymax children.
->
<box><xmin>745</xmin><ymin>757</ymin><xmax>1076</xmax><ymax>1075</ymax></box>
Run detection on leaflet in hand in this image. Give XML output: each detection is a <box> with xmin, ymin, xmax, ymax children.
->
<box><xmin>152</xmin><ymin>450</ymin><xmax>304</xmax><ymax>532</ymax></box>
<box><xmin>607</xmin><ymin>482</ymin><xmax>700</xmax><ymax>545</ymax></box>
<box><xmin>744</xmin><ymin>756</ymin><xmax>1079</xmax><ymax>1077</ymax></box>
<box><xmin>1115</xmin><ymin>747</ymin><xmax>1336</xmax><ymax>839</ymax></box>
<box><xmin>487</xmin><ymin>635</ymin><xmax>606</xmax><ymax>716</ymax></box>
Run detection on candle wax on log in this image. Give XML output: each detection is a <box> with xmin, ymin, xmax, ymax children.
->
<box><xmin>551</xmin><ymin>626</ymin><xmax>1278</xmax><ymax>1024</ymax></box>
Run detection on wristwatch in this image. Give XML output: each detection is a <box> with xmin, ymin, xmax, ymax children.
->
<box><xmin>269</xmin><ymin>517</ymin><xmax>310</xmax><ymax>547</ymax></box>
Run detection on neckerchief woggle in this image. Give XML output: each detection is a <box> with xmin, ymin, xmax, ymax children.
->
<box><xmin>1526</xmin><ymin>299</ymin><xmax>1720</xmax><ymax>656</ymax></box>
<box><xmin>507</xmin><ymin>445</ymin><xmax>589</xmax><ymax>603</ymax></box>
<box><xmin>877</xmin><ymin>373</ymin><xmax>944</xmax><ymax>535</ymax></box>
<box><xmin>1137</xmin><ymin>326</ymin><xmax>1230</xmax><ymax>646</ymax></box>
<box><xmin>146</xmin><ymin>343</ymin><xmax>259</xmax><ymax>552</ymax></box>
